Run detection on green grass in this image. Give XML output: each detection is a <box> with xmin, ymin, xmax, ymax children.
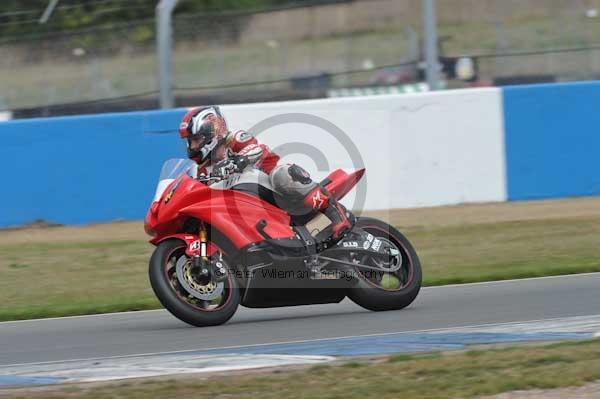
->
<box><xmin>411</xmin><ymin>217</ymin><xmax>600</xmax><ymax>286</ymax></box>
<box><xmin>6</xmin><ymin>339</ymin><xmax>600</xmax><ymax>399</ymax></box>
<box><xmin>0</xmin><ymin>213</ymin><xmax>598</xmax><ymax>321</ymax></box>
<box><xmin>0</xmin><ymin>240</ymin><xmax>160</xmax><ymax>321</ymax></box>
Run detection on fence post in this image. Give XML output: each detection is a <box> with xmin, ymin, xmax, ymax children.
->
<box><xmin>422</xmin><ymin>0</ymin><xmax>440</xmax><ymax>90</ymax></box>
<box><xmin>156</xmin><ymin>0</ymin><xmax>179</xmax><ymax>109</ymax></box>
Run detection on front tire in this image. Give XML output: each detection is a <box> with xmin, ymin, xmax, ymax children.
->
<box><xmin>347</xmin><ymin>217</ymin><xmax>422</xmax><ymax>311</ymax></box>
<box><xmin>149</xmin><ymin>239</ymin><xmax>240</xmax><ymax>327</ymax></box>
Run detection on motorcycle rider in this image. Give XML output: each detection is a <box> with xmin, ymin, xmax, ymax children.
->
<box><xmin>178</xmin><ymin>106</ymin><xmax>352</xmax><ymax>240</ymax></box>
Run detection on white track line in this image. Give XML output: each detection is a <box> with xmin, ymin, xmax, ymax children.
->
<box><xmin>1</xmin><ymin>272</ymin><xmax>599</xmax><ymax>325</ymax></box>
<box><xmin>3</xmin><ymin>314</ymin><xmax>599</xmax><ymax>368</ymax></box>
<box><xmin>0</xmin><ymin>309</ymin><xmax>165</xmax><ymax>324</ymax></box>
<box><xmin>420</xmin><ymin>272</ymin><xmax>600</xmax><ymax>290</ymax></box>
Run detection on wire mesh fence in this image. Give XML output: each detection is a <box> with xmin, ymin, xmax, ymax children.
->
<box><xmin>2</xmin><ymin>0</ymin><xmax>600</xmax><ymax>116</ymax></box>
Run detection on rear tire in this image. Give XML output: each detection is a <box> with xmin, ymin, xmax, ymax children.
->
<box><xmin>347</xmin><ymin>217</ymin><xmax>422</xmax><ymax>311</ymax></box>
<box><xmin>149</xmin><ymin>239</ymin><xmax>240</xmax><ymax>327</ymax></box>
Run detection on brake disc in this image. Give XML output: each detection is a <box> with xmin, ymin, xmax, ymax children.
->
<box><xmin>175</xmin><ymin>256</ymin><xmax>224</xmax><ymax>301</ymax></box>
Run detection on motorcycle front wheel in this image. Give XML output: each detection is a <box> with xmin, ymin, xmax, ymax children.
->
<box><xmin>347</xmin><ymin>217</ymin><xmax>422</xmax><ymax>311</ymax></box>
<box><xmin>149</xmin><ymin>239</ymin><xmax>240</xmax><ymax>327</ymax></box>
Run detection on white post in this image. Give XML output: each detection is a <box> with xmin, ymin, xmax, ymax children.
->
<box><xmin>422</xmin><ymin>0</ymin><xmax>440</xmax><ymax>90</ymax></box>
<box><xmin>39</xmin><ymin>0</ymin><xmax>60</xmax><ymax>24</ymax></box>
<box><xmin>156</xmin><ymin>0</ymin><xmax>179</xmax><ymax>109</ymax></box>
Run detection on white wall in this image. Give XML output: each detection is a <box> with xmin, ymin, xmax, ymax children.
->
<box><xmin>0</xmin><ymin>111</ymin><xmax>12</xmax><ymax>122</ymax></box>
<box><xmin>221</xmin><ymin>88</ymin><xmax>507</xmax><ymax>211</ymax></box>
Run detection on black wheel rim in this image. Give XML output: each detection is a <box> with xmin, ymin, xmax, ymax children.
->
<box><xmin>356</xmin><ymin>225</ymin><xmax>415</xmax><ymax>291</ymax></box>
<box><xmin>163</xmin><ymin>246</ymin><xmax>233</xmax><ymax>312</ymax></box>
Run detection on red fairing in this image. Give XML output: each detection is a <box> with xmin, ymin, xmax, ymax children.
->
<box><xmin>323</xmin><ymin>168</ymin><xmax>365</xmax><ymax>201</ymax></box>
<box><xmin>145</xmin><ymin>167</ymin><xmax>365</xmax><ymax>250</ymax></box>
<box><xmin>149</xmin><ymin>233</ymin><xmax>222</xmax><ymax>257</ymax></box>
<box><xmin>145</xmin><ymin>175</ymin><xmax>295</xmax><ymax>249</ymax></box>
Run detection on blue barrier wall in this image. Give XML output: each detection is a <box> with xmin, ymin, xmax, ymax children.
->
<box><xmin>0</xmin><ymin>109</ymin><xmax>186</xmax><ymax>226</ymax></box>
<box><xmin>2</xmin><ymin>81</ymin><xmax>600</xmax><ymax>227</ymax></box>
<box><xmin>503</xmin><ymin>81</ymin><xmax>600</xmax><ymax>200</ymax></box>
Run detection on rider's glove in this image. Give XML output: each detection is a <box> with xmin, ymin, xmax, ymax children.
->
<box><xmin>210</xmin><ymin>159</ymin><xmax>237</xmax><ymax>180</ymax></box>
<box><xmin>210</xmin><ymin>156</ymin><xmax>251</xmax><ymax>180</ymax></box>
<box><xmin>231</xmin><ymin>155</ymin><xmax>250</xmax><ymax>172</ymax></box>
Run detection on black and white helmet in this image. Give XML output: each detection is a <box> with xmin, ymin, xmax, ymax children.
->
<box><xmin>179</xmin><ymin>106</ymin><xmax>228</xmax><ymax>164</ymax></box>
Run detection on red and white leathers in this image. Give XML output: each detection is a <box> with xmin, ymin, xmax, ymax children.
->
<box><xmin>179</xmin><ymin>106</ymin><xmax>352</xmax><ymax>240</ymax></box>
<box><xmin>198</xmin><ymin>129</ymin><xmax>280</xmax><ymax>176</ymax></box>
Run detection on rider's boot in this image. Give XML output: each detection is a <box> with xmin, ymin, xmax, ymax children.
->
<box><xmin>324</xmin><ymin>200</ymin><xmax>353</xmax><ymax>240</ymax></box>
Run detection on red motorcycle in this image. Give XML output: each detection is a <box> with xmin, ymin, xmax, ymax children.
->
<box><xmin>145</xmin><ymin>159</ymin><xmax>422</xmax><ymax>327</ymax></box>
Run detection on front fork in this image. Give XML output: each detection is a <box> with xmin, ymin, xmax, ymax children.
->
<box><xmin>189</xmin><ymin>223</ymin><xmax>227</xmax><ymax>282</ymax></box>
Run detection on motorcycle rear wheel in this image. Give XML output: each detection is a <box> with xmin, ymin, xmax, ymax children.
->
<box><xmin>347</xmin><ymin>217</ymin><xmax>422</xmax><ymax>311</ymax></box>
<box><xmin>149</xmin><ymin>239</ymin><xmax>240</xmax><ymax>327</ymax></box>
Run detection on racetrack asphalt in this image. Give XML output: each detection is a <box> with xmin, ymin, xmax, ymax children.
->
<box><xmin>1</xmin><ymin>273</ymin><xmax>599</xmax><ymax>366</ymax></box>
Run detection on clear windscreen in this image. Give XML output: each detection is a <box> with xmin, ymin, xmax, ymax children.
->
<box><xmin>158</xmin><ymin>158</ymin><xmax>197</xmax><ymax>180</ymax></box>
<box><xmin>153</xmin><ymin>158</ymin><xmax>197</xmax><ymax>202</ymax></box>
